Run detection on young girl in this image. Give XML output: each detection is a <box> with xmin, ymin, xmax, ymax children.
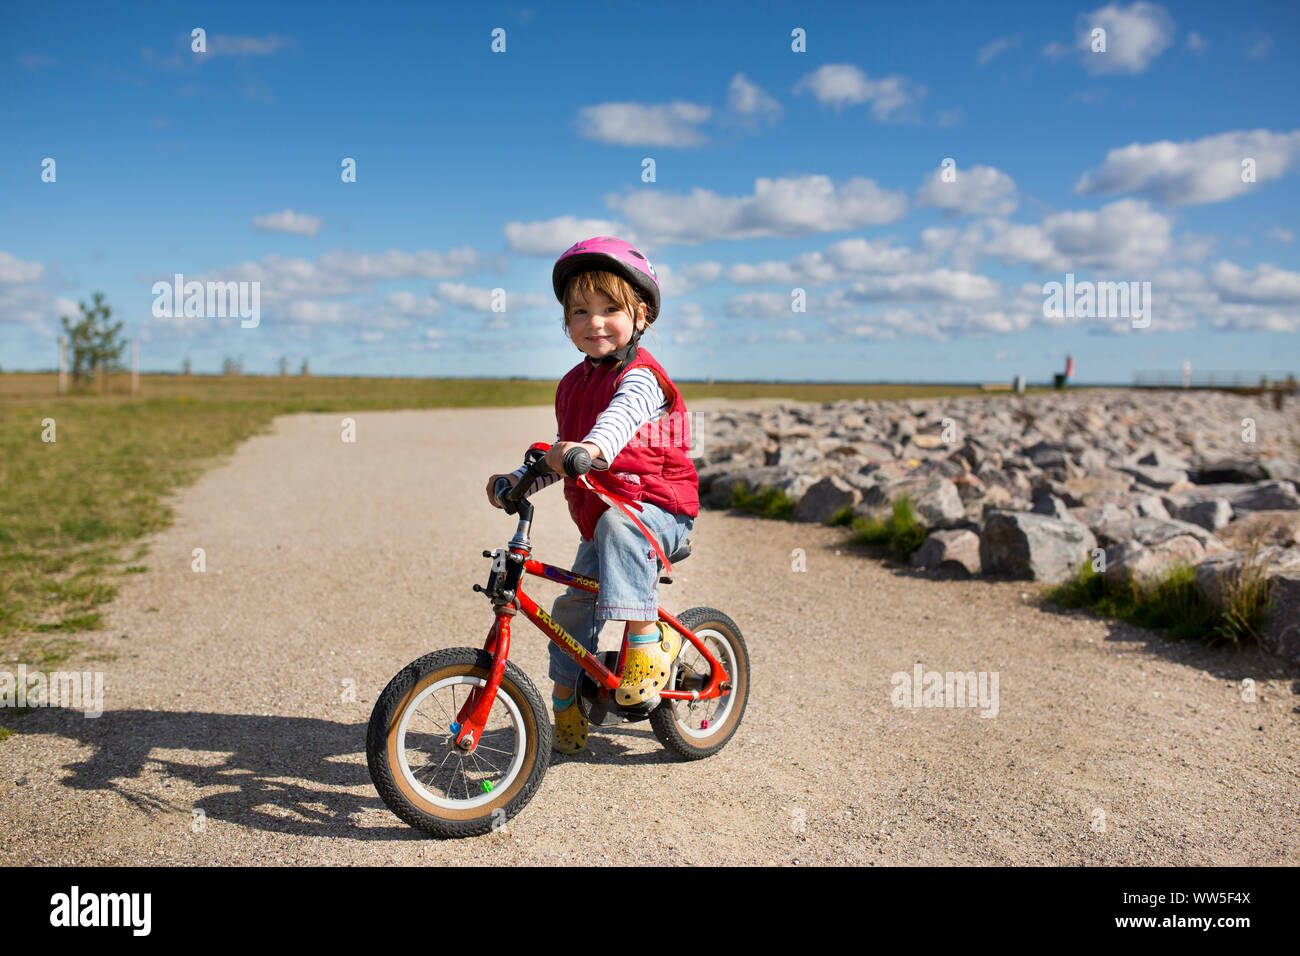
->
<box><xmin>484</xmin><ymin>237</ymin><xmax>699</xmax><ymax>754</ymax></box>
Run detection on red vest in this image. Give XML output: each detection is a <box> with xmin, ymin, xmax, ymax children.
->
<box><xmin>555</xmin><ymin>348</ymin><xmax>700</xmax><ymax>541</ymax></box>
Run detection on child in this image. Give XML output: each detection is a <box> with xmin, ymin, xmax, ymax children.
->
<box><xmin>484</xmin><ymin>237</ymin><xmax>699</xmax><ymax>754</ymax></box>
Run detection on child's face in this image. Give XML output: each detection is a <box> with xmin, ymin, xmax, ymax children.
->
<box><xmin>566</xmin><ymin>288</ymin><xmax>645</xmax><ymax>361</ymax></box>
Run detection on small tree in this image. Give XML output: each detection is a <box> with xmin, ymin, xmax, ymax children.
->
<box><xmin>300</xmin><ymin>358</ymin><xmax>310</xmax><ymax>377</ymax></box>
<box><xmin>182</xmin><ymin>356</ymin><xmax>192</xmax><ymax>376</ymax></box>
<box><xmin>60</xmin><ymin>292</ymin><xmax>125</xmax><ymax>389</ymax></box>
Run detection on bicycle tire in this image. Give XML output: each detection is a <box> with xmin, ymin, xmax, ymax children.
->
<box><xmin>649</xmin><ymin>607</ymin><xmax>750</xmax><ymax>760</ymax></box>
<box><xmin>366</xmin><ymin>646</ymin><xmax>551</xmax><ymax>838</ymax></box>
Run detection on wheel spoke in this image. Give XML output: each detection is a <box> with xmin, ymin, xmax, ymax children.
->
<box><xmin>468</xmin><ymin>749</ymin><xmax>499</xmax><ymax>778</ymax></box>
<box><xmin>429</xmin><ymin>691</ymin><xmax>455</xmax><ymax>727</ymax></box>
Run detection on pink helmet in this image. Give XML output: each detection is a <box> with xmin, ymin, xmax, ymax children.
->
<box><xmin>551</xmin><ymin>236</ymin><xmax>660</xmax><ymax>318</ymax></box>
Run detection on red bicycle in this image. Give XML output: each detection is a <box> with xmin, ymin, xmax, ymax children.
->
<box><xmin>366</xmin><ymin>443</ymin><xmax>751</xmax><ymax>838</ymax></box>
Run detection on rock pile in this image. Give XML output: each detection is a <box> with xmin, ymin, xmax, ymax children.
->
<box><xmin>694</xmin><ymin>388</ymin><xmax>1300</xmax><ymax>661</ymax></box>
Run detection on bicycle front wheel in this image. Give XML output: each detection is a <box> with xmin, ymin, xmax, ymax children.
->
<box><xmin>366</xmin><ymin>647</ymin><xmax>551</xmax><ymax>838</ymax></box>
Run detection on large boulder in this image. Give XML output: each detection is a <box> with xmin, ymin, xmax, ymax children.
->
<box><xmin>705</xmin><ymin>466</ymin><xmax>816</xmax><ymax>508</ymax></box>
<box><xmin>1261</xmin><ymin>572</ymin><xmax>1300</xmax><ymax>663</ymax></box>
<box><xmin>1133</xmin><ymin>495</ymin><xmax>1171</xmax><ymax>519</ymax></box>
<box><xmin>888</xmin><ymin>476</ymin><xmax>966</xmax><ymax>529</ymax></box>
<box><xmin>1104</xmin><ymin>536</ymin><xmax>1206</xmax><ymax>589</ymax></box>
<box><xmin>910</xmin><ymin>529</ymin><xmax>982</xmax><ymax>577</ymax></box>
<box><xmin>978</xmin><ymin>511</ymin><xmax>1097</xmax><ymax>582</ymax></box>
<box><xmin>1193</xmin><ymin>547</ymin><xmax>1300</xmax><ymax>612</ymax></box>
<box><xmin>1218</xmin><ymin>510</ymin><xmax>1300</xmax><ymax>550</ymax></box>
<box><xmin>1171</xmin><ymin>480</ymin><xmax>1299</xmax><ymax>513</ymax></box>
<box><xmin>792</xmin><ymin>475</ymin><xmax>861</xmax><ymax>524</ymax></box>
<box><xmin>1031</xmin><ymin>494</ymin><xmax>1071</xmax><ymax>520</ymax></box>
<box><xmin>1118</xmin><ymin>462</ymin><xmax>1190</xmax><ymax>490</ymax></box>
<box><xmin>1106</xmin><ymin>516</ymin><xmax>1228</xmax><ymax>553</ymax></box>
<box><xmin>1173</xmin><ymin>498</ymin><xmax>1233</xmax><ymax>532</ymax></box>
<box><xmin>1189</xmin><ymin>457</ymin><xmax>1270</xmax><ymax>484</ymax></box>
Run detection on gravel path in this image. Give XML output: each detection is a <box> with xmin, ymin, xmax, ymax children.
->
<box><xmin>2</xmin><ymin>402</ymin><xmax>1297</xmax><ymax>865</ymax></box>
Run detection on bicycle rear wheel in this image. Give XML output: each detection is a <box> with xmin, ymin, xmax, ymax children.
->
<box><xmin>367</xmin><ymin>647</ymin><xmax>550</xmax><ymax>838</ymax></box>
<box><xmin>649</xmin><ymin>607</ymin><xmax>750</xmax><ymax>760</ymax></box>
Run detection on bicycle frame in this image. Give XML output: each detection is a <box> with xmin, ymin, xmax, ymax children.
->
<box><xmin>451</xmin><ymin>498</ymin><xmax>729</xmax><ymax>754</ymax></box>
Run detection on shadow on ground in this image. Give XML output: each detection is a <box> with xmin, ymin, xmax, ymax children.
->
<box><xmin>4</xmin><ymin>708</ymin><xmax>421</xmax><ymax>840</ymax></box>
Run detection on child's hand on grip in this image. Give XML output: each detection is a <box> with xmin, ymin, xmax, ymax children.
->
<box><xmin>485</xmin><ymin>473</ymin><xmax>518</xmax><ymax>508</ymax></box>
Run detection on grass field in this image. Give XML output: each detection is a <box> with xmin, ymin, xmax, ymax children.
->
<box><xmin>0</xmin><ymin>370</ymin><xmax>1057</xmax><ymax>665</ymax></box>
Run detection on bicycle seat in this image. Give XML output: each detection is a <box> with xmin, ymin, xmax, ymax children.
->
<box><xmin>657</xmin><ymin>536</ymin><xmax>692</xmax><ymax>584</ymax></box>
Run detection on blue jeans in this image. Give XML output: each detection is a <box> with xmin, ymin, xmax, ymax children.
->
<box><xmin>547</xmin><ymin>500</ymin><xmax>695</xmax><ymax>688</ymax></box>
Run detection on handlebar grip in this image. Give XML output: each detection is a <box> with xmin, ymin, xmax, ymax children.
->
<box><xmin>563</xmin><ymin>446</ymin><xmax>591</xmax><ymax>478</ymax></box>
<box><xmin>493</xmin><ymin>476</ymin><xmax>513</xmax><ymax>507</ymax></box>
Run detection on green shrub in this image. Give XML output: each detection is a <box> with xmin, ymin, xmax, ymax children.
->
<box><xmin>826</xmin><ymin>504</ymin><xmax>856</xmax><ymax>527</ymax></box>
<box><xmin>729</xmin><ymin>482</ymin><xmax>797</xmax><ymax>520</ymax></box>
<box><xmin>1046</xmin><ymin>554</ymin><xmax>1272</xmax><ymax>647</ymax></box>
<box><xmin>850</xmin><ymin>495</ymin><xmax>927</xmax><ymax>559</ymax></box>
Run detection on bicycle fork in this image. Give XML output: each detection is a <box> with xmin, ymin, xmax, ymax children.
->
<box><xmin>451</xmin><ymin>611</ymin><xmax>513</xmax><ymax>753</ymax></box>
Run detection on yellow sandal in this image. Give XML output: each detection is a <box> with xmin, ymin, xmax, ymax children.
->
<box><xmin>552</xmin><ymin>692</ymin><xmax>588</xmax><ymax>754</ymax></box>
<box><xmin>616</xmin><ymin>622</ymin><xmax>681</xmax><ymax>707</ymax></box>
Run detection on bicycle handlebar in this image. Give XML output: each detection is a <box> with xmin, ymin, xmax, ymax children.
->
<box><xmin>493</xmin><ymin>445</ymin><xmax>592</xmax><ymax>512</ymax></box>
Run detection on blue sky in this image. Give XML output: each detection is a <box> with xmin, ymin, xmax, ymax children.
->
<box><xmin>2</xmin><ymin>0</ymin><xmax>1298</xmax><ymax>383</ymax></box>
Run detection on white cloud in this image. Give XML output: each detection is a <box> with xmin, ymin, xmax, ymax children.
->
<box><xmin>503</xmin><ymin>217</ymin><xmax>629</xmax><ymax>255</ymax></box>
<box><xmin>916</xmin><ymin>164</ymin><xmax>1019</xmax><ymax>217</ymax></box>
<box><xmin>727</xmin><ymin>73</ymin><xmax>783</xmax><ymax>123</ymax></box>
<box><xmin>1075</xmin><ymin>129</ymin><xmax>1300</xmax><ymax>205</ymax></box>
<box><xmin>0</xmin><ymin>251</ymin><xmax>44</xmax><ymax>282</ymax></box>
<box><xmin>190</xmin><ymin>247</ymin><xmax>495</xmax><ymax>303</ymax></box>
<box><xmin>1267</xmin><ymin>227</ymin><xmax>1294</xmax><ymax>244</ymax></box>
<box><xmin>792</xmin><ymin>63</ymin><xmax>925</xmax><ymax>121</ymax></box>
<box><xmin>942</xmin><ymin>200</ymin><xmax>1172</xmax><ymax>272</ymax></box>
<box><xmin>655</xmin><ymin>260</ymin><xmax>723</xmax><ymax>296</ymax></box>
<box><xmin>1071</xmin><ymin>2</ymin><xmax>1176</xmax><ymax>74</ymax></box>
<box><xmin>251</xmin><ymin>209</ymin><xmax>324</xmax><ymax>237</ymax></box>
<box><xmin>1044</xmin><ymin>199</ymin><xmax>1172</xmax><ymax>270</ymax></box>
<box><xmin>976</xmin><ymin>35</ymin><xmax>1022</xmax><ymax>66</ymax></box>
<box><xmin>1186</xmin><ymin>31</ymin><xmax>1206</xmax><ymax>52</ymax></box>
<box><xmin>284</xmin><ymin>300</ymin><xmax>356</xmax><ymax>324</ymax></box>
<box><xmin>1210</xmin><ymin>261</ymin><xmax>1300</xmax><ymax>304</ymax></box>
<box><xmin>436</xmin><ymin>282</ymin><xmax>546</xmax><ymax>313</ymax></box>
<box><xmin>575</xmin><ymin>101</ymin><xmax>711</xmax><ymax>146</ymax></box>
<box><xmin>206</xmin><ymin>34</ymin><xmax>296</xmax><ymax>56</ymax></box>
<box><xmin>723</xmin><ymin>237</ymin><xmax>932</xmax><ymax>286</ymax></box>
<box><xmin>667</xmin><ymin>302</ymin><xmax>718</xmax><ymax>346</ymax></box>
<box><xmin>828</xmin><ymin>270</ymin><xmax>1002</xmax><ymax>304</ymax></box>
<box><xmin>608</xmin><ymin>175</ymin><xmax>908</xmax><ymax>244</ymax></box>
<box><xmin>318</xmin><ymin>247</ymin><xmax>494</xmax><ymax>280</ymax></box>
<box><xmin>17</xmin><ymin>54</ymin><xmax>58</xmax><ymax>70</ymax></box>
<box><xmin>725</xmin><ymin>292</ymin><xmax>797</xmax><ymax>320</ymax></box>
<box><xmin>386</xmin><ymin>291</ymin><xmax>442</xmax><ymax>317</ymax></box>
<box><xmin>1246</xmin><ymin>37</ymin><xmax>1272</xmax><ymax>60</ymax></box>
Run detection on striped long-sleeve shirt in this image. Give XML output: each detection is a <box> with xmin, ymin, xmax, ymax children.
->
<box><xmin>509</xmin><ymin>367</ymin><xmax>668</xmax><ymax>496</ymax></box>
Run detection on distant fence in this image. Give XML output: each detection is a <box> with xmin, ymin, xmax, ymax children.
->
<box><xmin>1132</xmin><ymin>370</ymin><xmax>1297</xmax><ymax>389</ymax></box>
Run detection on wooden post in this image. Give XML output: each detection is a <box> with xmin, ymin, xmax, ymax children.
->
<box><xmin>131</xmin><ymin>340</ymin><xmax>139</xmax><ymax>395</ymax></box>
<box><xmin>58</xmin><ymin>336</ymin><xmax>67</xmax><ymax>394</ymax></box>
